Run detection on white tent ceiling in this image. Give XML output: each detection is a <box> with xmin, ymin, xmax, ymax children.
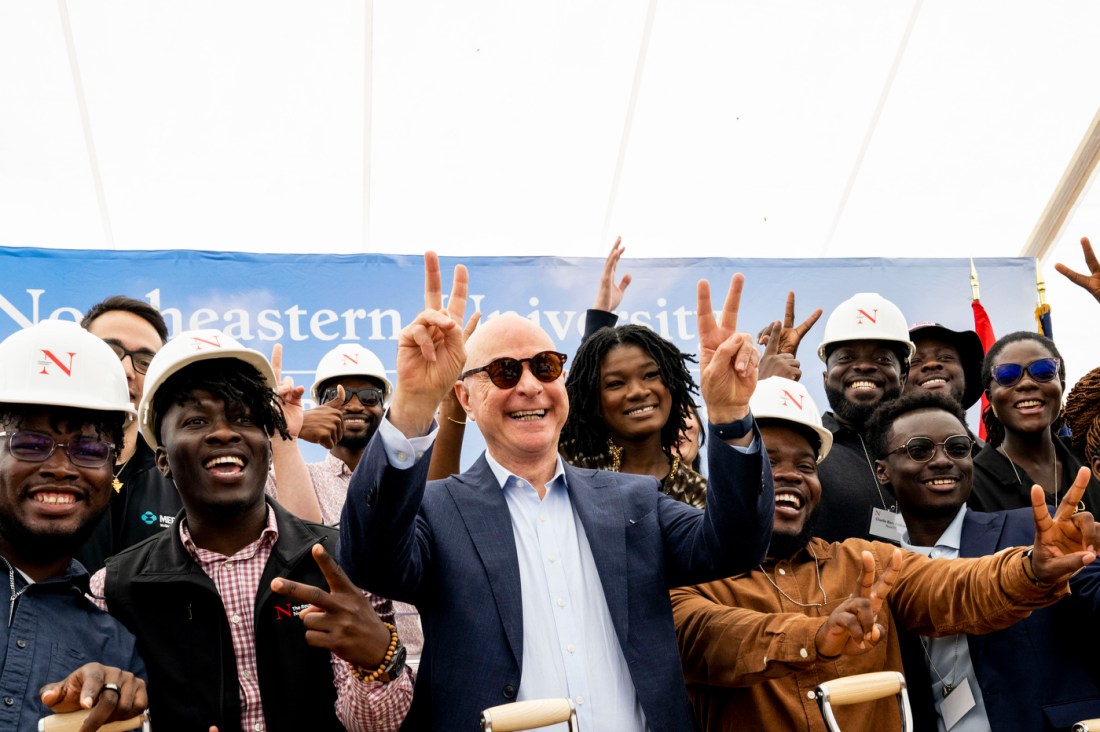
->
<box><xmin>2</xmin><ymin>1</ymin><xmax>1098</xmax><ymax>380</ymax></box>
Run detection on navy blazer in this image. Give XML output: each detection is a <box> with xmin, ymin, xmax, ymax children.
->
<box><xmin>902</xmin><ymin>508</ymin><xmax>1100</xmax><ymax>731</ymax></box>
<box><xmin>338</xmin><ymin>424</ymin><xmax>773</xmax><ymax>731</ymax></box>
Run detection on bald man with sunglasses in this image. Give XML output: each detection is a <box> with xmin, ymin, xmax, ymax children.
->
<box><xmin>337</xmin><ymin>254</ymin><xmax>775</xmax><ymax>731</ymax></box>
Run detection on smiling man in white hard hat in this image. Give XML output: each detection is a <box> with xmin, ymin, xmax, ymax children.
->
<box><xmin>0</xmin><ymin>320</ymin><xmax>147</xmax><ymax>731</ymax></box>
<box><xmin>89</xmin><ymin>329</ymin><xmax>412</xmax><ymax>732</ymax></box>
<box><xmin>814</xmin><ymin>292</ymin><xmax>915</xmax><ymax>544</ymax></box>
<box><xmin>671</xmin><ymin>376</ymin><xmax>1100</xmax><ymax>732</ymax></box>
<box><xmin>270</xmin><ymin>343</ymin><xmax>392</xmax><ymax>526</ymax></box>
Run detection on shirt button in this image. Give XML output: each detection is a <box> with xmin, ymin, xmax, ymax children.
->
<box><xmin>254</xmin><ymin>723</ymin><xmax>264</xmax><ymax>731</ymax></box>
<box><xmin>242</xmin><ymin>671</ymin><xmax>253</xmax><ymax>681</ymax></box>
<box><xmin>566</xmin><ymin>644</ymin><xmax>576</xmax><ymax>654</ymax></box>
<box><xmin>576</xmin><ymin>696</ymin><xmax>584</xmax><ymax>705</ymax></box>
<box><xmin>231</xmin><ymin>614</ymin><xmax>242</xmax><ymax>624</ymax></box>
<box><xmin>548</xmin><ymin>553</ymin><xmax>557</xmax><ymax>562</ymax></box>
<box><xmin>778</xmin><ymin>568</ymin><xmax>786</xmax><ymax>575</ymax></box>
<box><xmin>415</xmin><ymin>451</ymin><xmax>424</xmax><ymax>460</ymax></box>
<box><xmin>396</xmin><ymin>451</ymin><xmax>408</xmax><ymax>462</ymax></box>
<box><xmin>224</xmin><ymin>561</ymin><xmax>234</xmax><ymax>570</ymax></box>
<box><xmin>3</xmin><ymin>697</ymin><xmax>14</xmax><ymax>706</ymax></box>
<box><xmin>807</xmin><ymin>691</ymin><xmax>816</xmax><ymax>700</ymax></box>
<box><xmin>556</xmin><ymin>598</ymin><xmax>566</xmax><ymax>607</ymax></box>
<box><xmin>799</xmin><ymin>648</ymin><xmax>808</xmax><ymax>658</ymax></box>
<box><xmin>539</xmin><ymin>514</ymin><xmax>547</xmax><ymax>523</ymax></box>
<box><xmin>15</xmin><ymin>639</ymin><xmax>26</xmax><ymax>649</ymax></box>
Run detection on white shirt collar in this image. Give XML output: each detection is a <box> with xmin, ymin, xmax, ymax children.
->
<box><xmin>484</xmin><ymin>450</ymin><xmax>567</xmax><ymax>492</ymax></box>
<box><xmin>901</xmin><ymin>504</ymin><xmax>967</xmax><ymax>554</ymax></box>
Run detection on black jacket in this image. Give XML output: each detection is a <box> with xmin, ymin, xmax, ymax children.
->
<box><xmin>104</xmin><ymin>499</ymin><xmax>344</xmax><ymax>732</ymax></box>
<box><xmin>77</xmin><ymin>434</ymin><xmax>183</xmax><ymax>573</ymax></box>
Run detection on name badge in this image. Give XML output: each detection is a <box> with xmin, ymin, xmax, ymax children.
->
<box><xmin>868</xmin><ymin>507</ymin><xmax>904</xmax><ymax>544</ymax></box>
<box><xmin>939</xmin><ymin>676</ymin><xmax>976</xmax><ymax>730</ymax></box>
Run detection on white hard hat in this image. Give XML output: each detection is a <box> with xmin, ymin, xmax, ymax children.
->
<box><xmin>0</xmin><ymin>320</ymin><xmax>136</xmax><ymax>425</ymax></box>
<box><xmin>139</xmin><ymin>329</ymin><xmax>276</xmax><ymax>449</ymax></box>
<box><xmin>749</xmin><ymin>377</ymin><xmax>833</xmax><ymax>462</ymax></box>
<box><xmin>817</xmin><ymin>292</ymin><xmax>915</xmax><ymax>363</ymax></box>
<box><xmin>310</xmin><ymin>344</ymin><xmax>392</xmax><ymax>402</ymax></box>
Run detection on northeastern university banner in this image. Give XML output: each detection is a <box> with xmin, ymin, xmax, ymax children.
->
<box><xmin>0</xmin><ymin>246</ymin><xmax>1037</xmax><ymax>465</ymax></box>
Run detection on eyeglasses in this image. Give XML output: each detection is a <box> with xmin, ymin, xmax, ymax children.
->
<box><xmin>105</xmin><ymin>342</ymin><xmax>156</xmax><ymax>375</ymax></box>
<box><xmin>887</xmin><ymin>434</ymin><xmax>974</xmax><ymax>463</ymax></box>
<box><xmin>0</xmin><ymin>430</ymin><xmax>115</xmax><ymax>468</ymax></box>
<box><xmin>320</xmin><ymin>386</ymin><xmax>384</xmax><ymax>407</ymax></box>
<box><xmin>990</xmin><ymin>357</ymin><xmax>1060</xmax><ymax>387</ymax></box>
<box><xmin>459</xmin><ymin>351</ymin><xmax>568</xmax><ymax>389</ymax></box>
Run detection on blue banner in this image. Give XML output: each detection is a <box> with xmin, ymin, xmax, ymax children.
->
<box><xmin>1</xmin><ymin>246</ymin><xmax>1036</xmax><ymax>465</ymax></box>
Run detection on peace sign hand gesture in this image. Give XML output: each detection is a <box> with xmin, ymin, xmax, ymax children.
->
<box><xmin>1029</xmin><ymin>466</ymin><xmax>1098</xmax><ymax>584</ymax></box>
<box><xmin>696</xmin><ymin>273</ymin><xmax>760</xmax><ymax>427</ymax></box>
<box><xmin>815</xmin><ymin>549</ymin><xmax>900</xmax><ymax>659</ymax></box>
<box><xmin>388</xmin><ymin>252</ymin><xmax>469</xmax><ymax>438</ymax></box>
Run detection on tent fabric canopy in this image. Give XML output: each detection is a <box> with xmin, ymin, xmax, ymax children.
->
<box><xmin>1</xmin><ymin>1</ymin><xmax>1098</xmax><ymax>384</ymax></box>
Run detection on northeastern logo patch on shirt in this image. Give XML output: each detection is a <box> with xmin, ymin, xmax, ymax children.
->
<box><xmin>274</xmin><ymin>602</ymin><xmax>312</xmax><ymax>621</ymax></box>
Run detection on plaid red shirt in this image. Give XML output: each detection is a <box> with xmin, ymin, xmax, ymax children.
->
<box><xmin>91</xmin><ymin>506</ymin><xmax>412</xmax><ymax>731</ymax></box>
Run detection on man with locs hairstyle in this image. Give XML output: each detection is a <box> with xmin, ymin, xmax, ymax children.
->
<box><xmin>338</xmin><ymin>253</ymin><xmax>774</xmax><ymax>730</ymax></box>
<box><xmin>0</xmin><ymin>320</ymin><xmax>146</xmax><ymax>732</ymax></box>
<box><xmin>91</xmin><ymin>330</ymin><xmax>412</xmax><ymax>732</ymax></box>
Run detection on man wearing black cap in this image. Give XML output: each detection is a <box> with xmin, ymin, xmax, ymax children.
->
<box><xmin>904</xmin><ymin>322</ymin><xmax>985</xmax><ymax>411</ymax></box>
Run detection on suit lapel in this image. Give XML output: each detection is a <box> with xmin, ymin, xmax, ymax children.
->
<box><xmin>450</xmin><ymin>456</ymin><xmax>525</xmax><ymax>667</ymax></box>
<box><xmin>565</xmin><ymin>463</ymin><xmax>630</xmax><ymax>640</ymax></box>
<box><xmin>960</xmin><ymin>509</ymin><xmax>1002</xmax><ymax>558</ymax></box>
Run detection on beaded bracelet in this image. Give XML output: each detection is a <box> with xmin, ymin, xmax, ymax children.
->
<box><xmin>348</xmin><ymin>623</ymin><xmax>398</xmax><ymax>683</ymax></box>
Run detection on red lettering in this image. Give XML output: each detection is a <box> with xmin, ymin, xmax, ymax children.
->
<box><xmin>780</xmin><ymin>390</ymin><xmax>805</xmax><ymax>410</ymax></box>
<box><xmin>855</xmin><ymin>308</ymin><xmax>878</xmax><ymax>324</ymax></box>
<box><xmin>341</xmin><ymin>354</ymin><xmax>359</xmax><ymax>366</ymax></box>
<box><xmin>274</xmin><ymin>604</ymin><xmax>294</xmax><ymax>620</ymax></box>
<box><xmin>40</xmin><ymin>350</ymin><xmax>76</xmax><ymax>376</ymax></box>
<box><xmin>190</xmin><ymin>336</ymin><xmax>222</xmax><ymax>350</ymax></box>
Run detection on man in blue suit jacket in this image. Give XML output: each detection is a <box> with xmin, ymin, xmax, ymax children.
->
<box><xmin>338</xmin><ymin>256</ymin><xmax>774</xmax><ymax>730</ymax></box>
<box><xmin>868</xmin><ymin>391</ymin><xmax>1100</xmax><ymax>731</ymax></box>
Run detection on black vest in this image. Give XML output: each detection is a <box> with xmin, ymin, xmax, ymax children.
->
<box><xmin>104</xmin><ymin>500</ymin><xmax>345</xmax><ymax>732</ymax></box>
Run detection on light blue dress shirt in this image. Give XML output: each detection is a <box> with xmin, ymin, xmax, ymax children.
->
<box><xmin>902</xmin><ymin>505</ymin><xmax>992</xmax><ymax>732</ymax></box>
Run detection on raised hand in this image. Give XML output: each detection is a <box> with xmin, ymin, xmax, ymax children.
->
<box><xmin>389</xmin><ymin>252</ymin><xmax>469</xmax><ymax>437</ymax></box>
<box><xmin>299</xmin><ymin>389</ymin><xmax>346</xmax><ymax>449</ymax></box>
<box><xmin>1055</xmin><ymin>236</ymin><xmax>1100</xmax><ymax>304</ymax></box>
<box><xmin>39</xmin><ymin>663</ymin><xmax>148</xmax><ymax>732</ymax></box>
<box><xmin>271</xmin><ymin>344</ymin><xmax>306</xmax><ymax>436</ymax></box>
<box><xmin>272</xmin><ymin>544</ymin><xmax>392</xmax><ymax>670</ymax></box>
<box><xmin>758</xmin><ymin>322</ymin><xmax>803</xmax><ymax>381</ymax></box>
<box><xmin>1030</xmin><ymin>466</ymin><xmax>1098</xmax><ymax>583</ymax></box>
<box><xmin>755</xmin><ymin>291</ymin><xmax>823</xmax><ymax>357</ymax></box>
<box><xmin>815</xmin><ymin>549</ymin><xmax>900</xmax><ymax>659</ymax></box>
<box><xmin>696</xmin><ymin>273</ymin><xmax>760</xmax><ymax>426</ymax></box>
<box><xmin>593</xmin><ymin>236</ymin><xmax>632</xmax><ymax>312</ymax></box>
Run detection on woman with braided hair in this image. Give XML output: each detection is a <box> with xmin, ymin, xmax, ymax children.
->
<box><xmin>968</xmin><ymin>330</ymin><xmax>1100</xmax><ymax>513</ymax></box>
<box><xmin>1066</xmin><ymin>364</ymin><xmax>1100</xmax><ymax>481</ymax></box>
<box><xmin>560</xmin><ymin>324</ymin><xmax>708</xmax><ymax>508</ymax></box>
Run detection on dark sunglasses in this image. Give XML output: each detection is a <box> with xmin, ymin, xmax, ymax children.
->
<box><xmin>320</xmin><ymin>386</ymin><xmax>384</xmax><ymax>407</ymax></box>
<box><xmin>887</xmin><ymin>434</ymin><xmax>973</xmax><ymax>463</ymax></box>
<box><xmin>106</xmin><ymin>342</ymin><xmax>155</xmax><ymax>375</ymax></box>
<box><xmin>459</xmin><ymin>351</ymin><xmax>568</xmax><ymax>389</ymax></box>
<box><xmin>990</xmin><ymin>357</ymin><xmax>1060</xmax><ymax>387</ymax></box>
<box><xmin>0</xmin><ymin>430</ymin><xmax>115</xmax><ymax>469</ymax></box>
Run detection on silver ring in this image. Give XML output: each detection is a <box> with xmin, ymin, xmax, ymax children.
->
<box><xmin>102</xmin><ymin>683</ymin><xmax>121</xmax><ymax>694</ymax></box>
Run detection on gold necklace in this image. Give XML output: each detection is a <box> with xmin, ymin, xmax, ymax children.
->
<box><xmin>112</xmin><ymin>458</ymin><xmax>130</xmax><ymax>493</ymax></box>
<box><xmin>605</xmin><ymin>438</ymin><xmax>681</xmax><ymax>481</ymax></box>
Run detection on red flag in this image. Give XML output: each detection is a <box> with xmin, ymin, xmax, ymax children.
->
<box><xmin>972</xmin><ymin>300</ymin><xmax>996</xmax><ymax>440</ymax></box>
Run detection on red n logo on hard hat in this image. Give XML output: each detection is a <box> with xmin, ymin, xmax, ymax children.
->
<box><xmin>855</xmin><ymin>309</ymin><xmax>878</xmax><ymax>325</ymax></box>
<box><xmin>39</xmin><ymin>350</ymin><xmax>76</xmax><ymax>376</ymax></box>
<box><xmin>341</xmin><ymin>354</ymin><xmax>359</xmax><ymax>366</ymax></box>
<box><xmin>190</xmin><ymin>335</ymin><xmax>222</xmax><ymax>350</ymax></box>
<box><xmin>780</xmin><ymin>390</ymin><xmax>804</xmax><ymax>410</ymax></box>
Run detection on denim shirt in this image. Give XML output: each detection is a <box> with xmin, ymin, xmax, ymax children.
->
<box><xmin>0</xmin><ymin>559</ymin><xmax>145</xmax><ymax>731</ymax></box>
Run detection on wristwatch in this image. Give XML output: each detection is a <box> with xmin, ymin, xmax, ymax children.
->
<box><xmin>712</xmin><ymin>413</ymin><xmax>754</xmax><ymax>440</ymax></box>
<box><xmin>379</xmin><ymin>639</ymin><xmax>408</xmax><ymax>683</ymax></box>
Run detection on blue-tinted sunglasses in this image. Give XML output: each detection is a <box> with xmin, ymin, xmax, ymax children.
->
<box><xmin>990</xmin><ymin>357</ymin><xmax>1060</xmax><ymax>387</ymax></box>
